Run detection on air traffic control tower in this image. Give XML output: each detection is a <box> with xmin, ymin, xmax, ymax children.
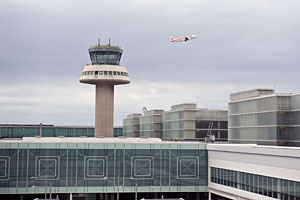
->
<box><xmin>80</xmin><ymin>40</ymin><xmax>130</xmax><ymax>137</ymax></box>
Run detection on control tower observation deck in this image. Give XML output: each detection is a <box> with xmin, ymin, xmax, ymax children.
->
<box><xmin>80</xmin><ymin>41</ymin><xmax>130</xmax><ymax>137</ymax></box>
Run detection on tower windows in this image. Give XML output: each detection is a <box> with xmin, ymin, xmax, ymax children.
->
<box><xmin>82</xmin><ymin>70</ymin><xmax>128</xmax><ymax>77</ymax></box>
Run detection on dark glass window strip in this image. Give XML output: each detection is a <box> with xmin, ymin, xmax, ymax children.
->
<box><xmin>211</xmin><ymin>167</ymin><xmax>300</xmax><ymax>199</ymax></box>
<box><xmin>0</xmin><ymin>127</ymin><xmax>123</xmax><ymax>138</ymax></box>
<box><xmin>83</xmin><ymin>71</ymin><xmax>128</xmax><ymax>77</ymax></box>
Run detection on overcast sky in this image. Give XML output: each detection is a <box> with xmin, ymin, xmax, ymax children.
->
<box><xmin>0</xmin><ymin>0</ymin><xmax>300</xmax><ymax>126</ymax></box>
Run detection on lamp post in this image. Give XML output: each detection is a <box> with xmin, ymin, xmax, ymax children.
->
<box><xmin>31</xmin><ymin>185</ymin><xmax>47</xmax><ymax>200</ymax></box>
<box><xmin>135</xmin><ymin>183</ymin><xmax>138</xmax><ymax>200</ymax></box>
<box><xmin>130</xmin><ymin>177</ymin><xmax>138</xmax><ymax>200</ymax></box>
<box><xmin>116</xmin><ymin>175</ymin><xmax>120</xmax><ymax>200</ymax></box>
<box><xmin>49</xmin><ymin>183</ymin><xmax>52</xmax><ymax>200</ymax></box>
<box><xmin>104</xmin><ymin>176</ymin><xmax>122</xmax><ymax>200</ymax></box>
<box><xmin>30</xmin><ymin>176</ymin><xmax>52</xmax><ymax>200</ymax></box>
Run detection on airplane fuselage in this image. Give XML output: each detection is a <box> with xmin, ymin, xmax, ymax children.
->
<box><xmin>171</xmin><ymin>35</ymin><xmax>196</xmax><ymax>42</ymax></box>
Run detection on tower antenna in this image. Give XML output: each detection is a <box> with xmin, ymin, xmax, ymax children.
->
<box><xmin>98</xmin><ymin>38</ymin><xmax>100</xmax><ymax>46</ymax></box>
<box><xmin>109</xmin><ymin>38</ymin><xmax>111</xmax><ymax>46</ymax></box>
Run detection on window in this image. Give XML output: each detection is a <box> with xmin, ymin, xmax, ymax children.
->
<box><xmin>99</xmin><ymin>71</ymin><xmax>103</xmax><ymax>75</ymax></box>
<box><xmin>95</xmin><ymin>71</ymin><xmax>98</xmax><ymax>75</ymax></box>
<box><xmin>121</xmin><ymin>72</ymin><xmax>124</xmax><ymax>76</ymax></box>
<box><xmin>117</xmin><ymin>72</ymin><xmax>121</xmax><ymax>75</ymax></box>
<box><xmin>109</xmin><ymin>71</ymin><xmax>112</xmax><ymax>75</ymax></box>
<box><xmin>113</xmin><ymin>71</ymin><xmax>116</xmax><ymax>75</ymax></box>
<box><xmin>211</xmin><ymin>167</ymin><xmax>300</xmax><ymax>199</ymax></box>
<box><xmin>104</xmin><ymin>71</ymin><xmax>107</xmax><ymax>75</ymax></box>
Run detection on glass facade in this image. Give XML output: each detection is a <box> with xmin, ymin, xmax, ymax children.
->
<box><xmin>195</xmin><ymin>109</ymin><xmax>228</xmax><ymax>141</ymax></box>
<box><xmin>0</xmin><ymin>125</ymin><xmax>123</xmax><ymax>138</ymax></box>
<box><xmin>211</xmin><ymin>167</ymin><xmax>300</xmax><ymax>200</ymax></box>
<box><xmin>140</xmin><ymin>110</ymin><xmax>163</xmax><ymax>138</ymax></box>
<box><xmin>162</xmin><ymin>105</ymin><xmax>228</xmax><ymax>141</ymax></box>
<box><xmin>163</xmin><ymin>104</ymin><xmax>196</xmax><ymax>140</ymax></box>
<box><xmin>229</xmin><ymin>93</ymin><xmax>300</xmax><ymax>146</ymax></box>
<box><xmin>123</xmin><ymin>104</ymin><xmax>228</xmax><ymax>141</ymax></box>
<box><xmin>0</xmin><ymin>142</ymin><xmax>208</xmax><ymax>194</ymax></box>
<box><xmin>89</xmin><ymin>52</ymin><xmax>122</xmax><ymax>64</ymax></box>
<box><xmin>113</xmin><ymin>127</ymin><xmax>123</xmax><ymax>137</ymax></box>
<box><xmin>123</xmin><ymin>114</ymin><xmax>141</xmax><ymax>137</ymax></box>
<box><xmin>88</xmin><ymin>45</ymin><xmax>123</xmax><ymax>66</ymax></box>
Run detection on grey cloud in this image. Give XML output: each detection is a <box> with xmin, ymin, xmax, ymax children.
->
<box><xmin>0</xmin><ymin>0</ymin><xmax>300</xmax><ymax>125</ymax></box>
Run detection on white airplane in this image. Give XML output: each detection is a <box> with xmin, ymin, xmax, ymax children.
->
<box><xmin>170</xmin><ymin>35</ymin><xmax>196</xmax><ymax>42</ymax></box>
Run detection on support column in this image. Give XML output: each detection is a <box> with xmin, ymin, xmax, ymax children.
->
<box><xmin>95</xmin><ymin>84</ymin><xmax>114</xmax><ymax>137</ymax></box>
<box><xmin>110</xmin><ymin>193</ymin><xmax>115</xmax><ymax>200</ymax></box>
<box><xmin>186</xmin><ymin>192</ymin><xmax>190</xmax><ymax>200</ymax></box>
<box><xmin>196</xmin><ymin>192</ymin><xmax>200</xmax><ymax>200</ymax></box>
<box><xmin>105</xmin><ymin>193</ymin><xmax>109</xmax><ymax>200</ymax></box>
<box><xmin>100</xmin><ymin>193</ymin><xmax>104</xmax><ymax>200</ymax></box>
<box><xmin>70</xmin><ymin>193</ymin><xmax>72</xmax><ymax>200</ymax></box>
<box><xmin>20</xmin><ymin>194</ymin><xmax>24</xmax><ymax>200</ymax></box>
<box><xmin>209</xmin><ymin>192</ymin><xmax>211</xmax><ymax>200</ymax></box>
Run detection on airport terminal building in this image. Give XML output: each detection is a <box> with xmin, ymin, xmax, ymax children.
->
<box><xmin>1</xmin><ymin>42</ymin><xmax>300</xmax><ymax>200</ymax></box>
<box><xmin>229</xmin><ymin>89</ymin><xmax>300</xmax><ymax>146</ymax></box>
<box><xmin>123</xmin><ymin>104</ymin><xmax>228</xmax><ymax>142</ymax></box>
<box><xmin>1</xmin><ymin>137</ymin><xmax>300</xmax><ymax>200</ymax></box>
<box><xmin>0</xmin><ymin>124</ymin><xmax>123</xmax><ymax>138</ymax></box>
<box><xmin>0</xmin><ymin>137</ymin><xmax>208</xmax><ymax>200</ymax></box>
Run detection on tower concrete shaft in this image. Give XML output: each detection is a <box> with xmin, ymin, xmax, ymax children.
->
<box><xmin>95</xmin><ymin>84</ymin><xmax>114</xmax><ymax>137</ymax></box>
